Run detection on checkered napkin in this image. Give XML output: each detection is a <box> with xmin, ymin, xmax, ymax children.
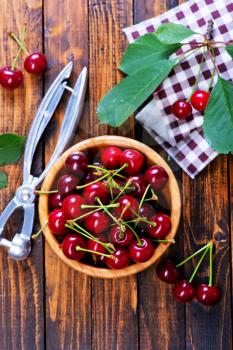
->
<box><xmin>123</xmin><ymin>0</ymin><xmax>233</xmax><ymax>178</ymax></box>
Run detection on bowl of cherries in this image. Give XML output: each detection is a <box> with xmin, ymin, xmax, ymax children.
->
<box><xmin>39</xmin><ymin>136</ymin><xmax>181</xmax><ymax>278</ymax></box>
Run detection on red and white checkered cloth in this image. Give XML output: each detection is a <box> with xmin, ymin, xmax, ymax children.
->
<box><xmin>123</xmin><ymin>0</ymin><xmax>233</xmax><ymax>178</ymax></box>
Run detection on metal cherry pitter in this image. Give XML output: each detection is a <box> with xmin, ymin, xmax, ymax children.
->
<box><xmin>0</xmin><ymin>61</ymin><xmax>88</xmax><ymax>260</ymax></box>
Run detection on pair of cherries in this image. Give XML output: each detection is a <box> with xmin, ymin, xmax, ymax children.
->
<box><xmin>172</xmin><ymin>90</ymin><xmax>210</xmax><ymax>120</ymax></box>
<box><xmin>0</xmin><ymin>28</ymin><xmax>47</xmax><ymax>89</ymax></box>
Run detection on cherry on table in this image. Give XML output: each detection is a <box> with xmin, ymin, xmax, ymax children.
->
<box><xmin>106</xmin><ymin>248</ymin><xmax>130</xmax><ymax>269</ymax></box>
<box><xmin>0</xmin><ymin>66</ymin><xmax>23</xmax><ymax>89</ymax></box>
<box><xmin>129</xmin><ymin>237</ymin><xmax>154</xmax><ymax>263</ymax></box>
<box><xmin>57</xmin><ymin>174</ymin><xmax>79</xmax><ymax>195</ymax></box>
<box><xmin>117</xmin><ymin>194</ymin><xmax>139</xmax><ymax>220</ymax></box>
<box><xmin>173</xmin><ymin>280</ymin><xmax>195</xmax><ymax>302</ymax></box>
<box><xmin>65</xmin><ymin>152</ymin><xmax>88</xmax><ymax>178</ymax></box>
<box><xmin>191</xmin><ymin>90</ymin><xmax>209</xmax><ymax>112</ymax></box>
<box><xmin>84</xmin><ymin>211</ymin><xmax>110</xmax><ymax>235</ymax></box>
<box><xmin>83</xmin><ymin>181</ymin><xmax>109</xmax><ymax>204</ymax></box>
<box><xmin>156</xmin><ymin>259</ymin><xmax>181</xmax><ymax>284</ymax></box>
<box><xmin>100</xmin><ymin>146</ymin><xmax>122</xmax><ymax>169</ymax></box>
<box><xmin>147</xmin><ymin>213</ymin><xmax>171</xmax><ymax>239</ymax></box>
<box><xmin>24</xmin><ymin>52</ymin><xmax>47</xmax><ymax>74</ymax></box>
<box><xmin>145</xmin><ymin>165</ymin><xmax>169</xmax><ymax>191</ymax></box>
<box><xmin>62</xmin><ymin>234</ymin><xmax>87</xmax><ymax>260</ymax></box>
<box><xmin>119</xmin><ymin>149</ymin><xmax>144</xmax><ymax>175</ymax></box>
<box><xmin>49</xmin><ymin>192</ymin><xmax>64</xmax><ymax>209</ymax></box>
<box><xmin>196</xmin><ymin>284</ymin><xmax>221</xmax><ymax>306</ymax></box>
<box><xmin>128</xmin><ymin>174</ymin><xmax>146</xmax><ymax>197</ymax></box>
<box><xmin>48</xmin><ymin>208</ymin><xmax>67</xmax><ymax>236</ymax></box>
<box><xmin>172</xmin><ymin>99</ymin><xmax>192</xmax><ymax>119</ymax></box>
<box><xmin>62</xmin><ymin>194</ymin><xmax>87</xmax><ymax>220</ymax></box>
<box><xmin>109</xmin><ymin>225</ymin><xmax>134</xmax><ymax>247</ymax></box>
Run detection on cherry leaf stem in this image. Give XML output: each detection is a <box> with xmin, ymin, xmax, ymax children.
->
<box><xmin>208</xmin><ymin>241</ymin><xmax>214</xmax><ymax>287</ymax></box>
<box><xmin>32</xmin><ymin>221</ymin><xmax>48</xmax><ymax>240</ymax></box>
<box><xmin>139</xmin><ymin>184</ymin><xmax>150</xmax><ymax>210</ymax></box>
<box><xmin>177</xmin><ymin>44</ymin><xmax>205</xmax><ymax>65</ymax></box>
<box><xmin>176</xmin><ymin>241</ymin><xmax>211</xmax><ymax>267</ymax></box>
<box><xmin>76</xmin><ymin>246</ymin><xmax>113</xmax><ymax>258</ymax></box>
<box><xmin>124</xmin><ymin>222</ymin><xmax>142</xmax><ymax>246</ymax></box>
<box><xmin>188</xmin><ymin>245</ymin><xmax>210</xmax><ymax>283</ymax></box>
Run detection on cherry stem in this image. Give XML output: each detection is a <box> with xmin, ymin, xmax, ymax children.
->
<box><xmin>87</xmin><ymin>164</ymin><xmax>127</xmax><ymax>179</ymax></box>
<box><xmin>208</xmin><ymin>241</ymin><xmax>213</xmax><ymax>287</ymax></box>
<box><xmin>81</xmin><ymin>203</ymin><xmax>119</xmax><ymax>209</ymax></box>
<box><xmin>112</xmin><ymin>179</ymin><xmax>132</xmax><ymax>203</ymax></box>
<box><xmin>124</xmin><ymin>222</ymin><xmax>142</xmax><ymax>246</ymax></box>
<box><xmin>152</xmin><ymin>238</ymin><xmax>175</xmax><ymax>244</ymax></box>
<box><xmin>207</xmin><ymin>47</ymin><xmax>220</xmax><ymax>76</ymax></box>
<box><xmin>76</xmin><ymin>173</ymin><xmax>109</xmax><ymax>189</ymax></box>
<box><xmin>177</xmin><ymin>45</ymin><xmax>205</xmax><ymax>65</ymax></box>
<box><xmin>95</xmin><ymin>197</ymin><xmax>122</xmax><ymax>228</ymax></box>
<box><xmin>207</xmin><ymin>47</ymin><xmax>217</xmax><ymax>91</ymax></box>
<box><xmin>187</xmin><ymin>46</ymin><xmax>206</xmax><ymax>102</ymax></box>
<box><xmin>35</xmin><ymin>189</ymin><xmax>58</xmax><ymax>195</ymax></box>
<box><xmin>76</xmin><ymin>246</ymin><xmax>113</xmax><ymax>258</ymax></box>
<box><xmin>70</xmin><ymin>207</ymin><xmax>102</xmax><ymax>222</ymax></box>
<box><xmin>189</xmin><ymin>245</ymin><xmax>210</xmax><ymax>283</ymax></box>
<box><xmin>130</xmin><ymin>208</ymin><xmax>156</xmax><ymax>227</ymax></box>
<box><xmin>11</xmin><ymin>26</ymin><xmax>27</xmax><ymax>69</ymax></box>
<box><xmin>139</xmin><ymin>184</ymin><xmax>150</xmax><ymax>210</ymax></box>
<box><xmin>10</xmin><ymin>28</ymin><xmax>29</xmax><ymax>56</ymax></box>
<box><xmin>32</xmin><ymin>221</ymin><xmax>48</xmax><ymax>240</ymax></box>
<box><xmin>176</xmin><ymin>241</ymin><xmax>212</xmax><ymax>267</ymax></box>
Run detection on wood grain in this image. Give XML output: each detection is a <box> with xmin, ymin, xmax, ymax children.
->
<box><xmin>43</xmin><ymin>1</ymin><xmax>91</xmax><ymax>349</ymax></box>
<box><xmin>0</xmin><ymin>1</ymin><xmax>45</xmax><ymax>349</ymax></box>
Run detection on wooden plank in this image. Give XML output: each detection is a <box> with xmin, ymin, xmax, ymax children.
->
<box><xmin>43</xmin><ymin>1</ymin><xmax>92</xmax><ymax>349</ymax></box>
<box><xmin>88</xmin><ymin>1</ymin><xmax>138</xmax><ymax>349</ymax></box>
<box><xmin>134</xmin><ymin>2</ymin><xmax>186</xmax><ymax>350</ymax></box>
<box><xmin>0</xmin><ymin>1</ymin><xmax>45</xmax><ymax>349</ymax></box>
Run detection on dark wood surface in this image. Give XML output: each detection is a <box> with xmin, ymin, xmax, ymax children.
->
<box><xmin>0</xmin><ymin>0</ymin><xmax>232</xmax><ymax>349</ymax></box>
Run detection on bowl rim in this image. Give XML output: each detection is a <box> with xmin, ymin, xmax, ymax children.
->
<box><xmin>39</xmin><ymin>135</ymin><xmax>181</xmax><ymax>278</ymax></box>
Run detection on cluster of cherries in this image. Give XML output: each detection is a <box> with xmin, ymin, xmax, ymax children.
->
<box><xmin>171</xmin><ymin>89</ymin><xmax>210</xmax><ymax>120</ymax></box>
<box><xmin>40</xmin><ymin>146</ymin><xmax>173</xmax><ymax>269</ymax></box>
<box><xmin>156</xmin><ymin>240</ymin><xmax>221</xmax><ymax>306</ymax></box>
<box><xmin>0</xmin><ymin>27</ymin><xmax>47</xmax><ymax>89</ymax></box>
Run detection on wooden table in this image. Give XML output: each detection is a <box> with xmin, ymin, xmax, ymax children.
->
<box><xmin>0</xmin><ymin>1</ymin><xmax>232</xmax><ymax>349</ymax></box>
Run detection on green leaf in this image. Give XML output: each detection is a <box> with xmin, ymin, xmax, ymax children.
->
<box><xmin>0</xmin><ymin>133</ymin><xmax>26</xmax><ymax>165</ymax></box>
<box><xmin>203</xmin><ymin>77</ymin><xmax>233</xmax><ymax>153</ymax></box>
<box><xmin>155</xmin><ymin>23</ymin><xmax>197</xmax><ymax>44</ymax></box>
<box><xmin>226</xmin><ymin>44</ymin><xmax>233</xmax><ymax>59</ymax></box>
<box><xmin>0</xmin><ymin>172</ymin><xmax>8</xmax><ymax>189</ymax></box>
<box><xmin>97</xmin><ymin>59</ymin><xmax>177</xmax><ymax>127</ymax></box>
<box><xmin>120</xmin><ymin>34</ymin><xmax>180</xmax><ymax>75</ymax></box>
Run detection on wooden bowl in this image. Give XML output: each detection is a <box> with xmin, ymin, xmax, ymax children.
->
<box><xmin>39</xmin><ymin>136</ymin><xmax>181</xmax><ymax>278</ymax></box>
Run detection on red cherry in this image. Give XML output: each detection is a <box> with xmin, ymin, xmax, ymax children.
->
<box><xmin>109</xmin><ymin>226</ymin><xmax>134</xmax><ymax>247</ymax></box>
<box><xmin>100</xmin><ymin>146</ymin><xmax>122</xmax><ymax>169</ymax></box>
<box><xmin>191</xmin><ymin>90</ymin><xmax>209</xmax><ymax>112</ymax></box>
<box><xmin>84</xmin><ymin>211</ymin><xmax>110</xmax><ymax>235</ymax></box>
<box><xmin>119</xmin><ymin>149</ymin><xmax>144</xmax><ymax>175</ymax></box>
<box><xmin>117</xmin><ymin>195</ymin><xmax>139</xmax><ymax>220</ymax></box>
<box><xmin>128</xmin><ymin>174</ymin><xmax>146</xmax><ymax>197</ymax></box>
<box><xmin>0</xmin><ymin>67</ymin><xmax>23</xmax><ymax>89</ymax></box>
<box><xmin>196</xmin><ymin>284</ymin><xmax>221</xmax><ymax>306</ymax></box>
<box><xmin>57</xmin><ymin>174</ymin><xmax>79</xmax><ymax>195</ymax></box>
<box><xmin>65</xmin><ymin>152</ymin><xmax>88</xmax><ymax>178</ymax></box>
<box><xmin>49</xmin><ymin>192</ymin><xmax>63</xmax><ymax>209</ymax></box>
<box><xmin>48</xmin><ymin>209</ymin><xmax>67</xmax><ymax>236</ymax></box>
<box><xmin>145</xmin><ymin>165</ymin><xmax>169</xmax><ymax>191</ymax></box>
<box><xmin>138</xmin><ymin>203</ymin><xmax>155</xmax><ymax>228</ymax></box>
<box><xmin>83</xmin><ymin>181</ymin><xmax>109</xmax><ymax>204</ymax></box>
<box><xmin>106</xmin><ymin>248</ymin><xmax>130</xmax><ymax>269</ymax></box>
<box><xmin>156</xmin><ymin>259</ymin><xmax>181</xmax><ymax>284</ymax></box>
<box><xmin>62</xmin><ymin>194</ymin><xmax>87</xmax><ymax>220</ymax></box>
<box><xmin>147</xmin><ymin>213</ymin><xmax>171</xmax><ymax>239</ymax></box>
<box><xmin>172</xmin><ymin>99</ymin><xmax>192</xmax><ymax>119</ymax></box>
<box><xmin>62</xmin><ymin>234</ymin><xmax>87</xmax><ymax>260</ymax></box>
<box><xmin>129</xmin><ymin>237</ymin><xmax>154</xmax><ymax>263</ymax></box>
<box><xmin>173</xmin><ymin>280</ymin><xmax>195</xmax><ymax>302</ymax></box>
<box><xmin>24</xmin><ymin>52</ymin><xmax>47</xmax><ymax>74</ymax></box>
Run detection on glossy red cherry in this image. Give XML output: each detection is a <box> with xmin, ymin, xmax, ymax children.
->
<box><xmin>109</xmin><ymin>226</ymin><xmax>134</xmax><ymax>247</ymax></box>
<box><xmin>57</xmin><ymin>174</ymin><xmax>79</xmax><ymax>195</ymax></box>
<box><xmin>128</xmin><ymin>174</ymin><xmax>146</xmax><ymax>197</ymax></box>
<box><xmin>191</xmin><ymin>90</ymin><xmax>209</xmax><ymax>112</ymax></box>
<box><xmin>24</xmin><ymin>52</ymin><xmax>47</xmax><ymax>74</ymax></box>
<box><xmin>147</xmin><ymin>213</ymin><xmax>171</xmax><ymax>239</ymax></box>
<box><xmin>173</xmin><ymin>280</ymin><xmax>195</xmax><ymax>302</ymax></box>
<box><xmin>62</xmin><ymin>234</ymin><xmax>87</xmax><ymax>260</ymax></box>
<box><xmin>117</xmin><ymin>195</ymin><xmax>139</xmax><ymax>220</ymax></box>
<box><xmin>65</xmin><ymin>152</ymin><xmax>88</xmax><ymax>178</ymax></box>
<box><xmin>196</xmin><ymin>284</ymin><xmax>221</xmax><ymax>306</ymax></box>
<box><xmin>87</xmin><ymin>238</ymin><xmax>108</xmax><ymax>264</ymax></box>
<box><xmin>49</xmin><ymin>192</ymin><xmax>63</xmax><ymax>209</ymax></box>
<box><xmin>119</xmin><ymin>149</ymin><xmax>144</xmax><ymax>175</ymax></box>
<box><xmin>84</xmin><ymin>211</ymin><xmax>110</xmax><ymax>235</ymax></box>
<box><xmin>145</xmin><ymin>165</ymin><xmax>169</xmax><ymax>191</ymax></box>
<box><xmin>172</xmin><ymin>99</ymin><xmax>192</xmax><ymax>119</ymax></box>
<box><xmin>48</xmin><ymin>209</ymin><xmax>67</xmax><ymax>236</ymax></box>
<box><xmin>62</xmin><ymin>194</ymin><xmax>87</xmax><ymax>220</ymax></box>
<box><xmin>100</xmin><ymin>146</ymin><xmax>122</xmax><ymax>169</ymax></box>
<box><xmin>129</xmin><ymin>237</ymin><xmax>154</xmax><ymax>263</ymax></box>
<box><xmin>0</xmin><ymin>67</ymin><xmax>23</xmax><ymax>89</ymax></box>
<box><xmin>106</xmin><ymin>248</ymin><xmax>130</xmax><ymax>269</ymax></box>
<box><xmin>83</xmin><ymin>181</ymin><xmax>109</xmax><ymax>204</ymax></box>
<box><xmin>156</xmin><ymin>259</ymin><xmax>181</xmax><ymax>283</ymax></box>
